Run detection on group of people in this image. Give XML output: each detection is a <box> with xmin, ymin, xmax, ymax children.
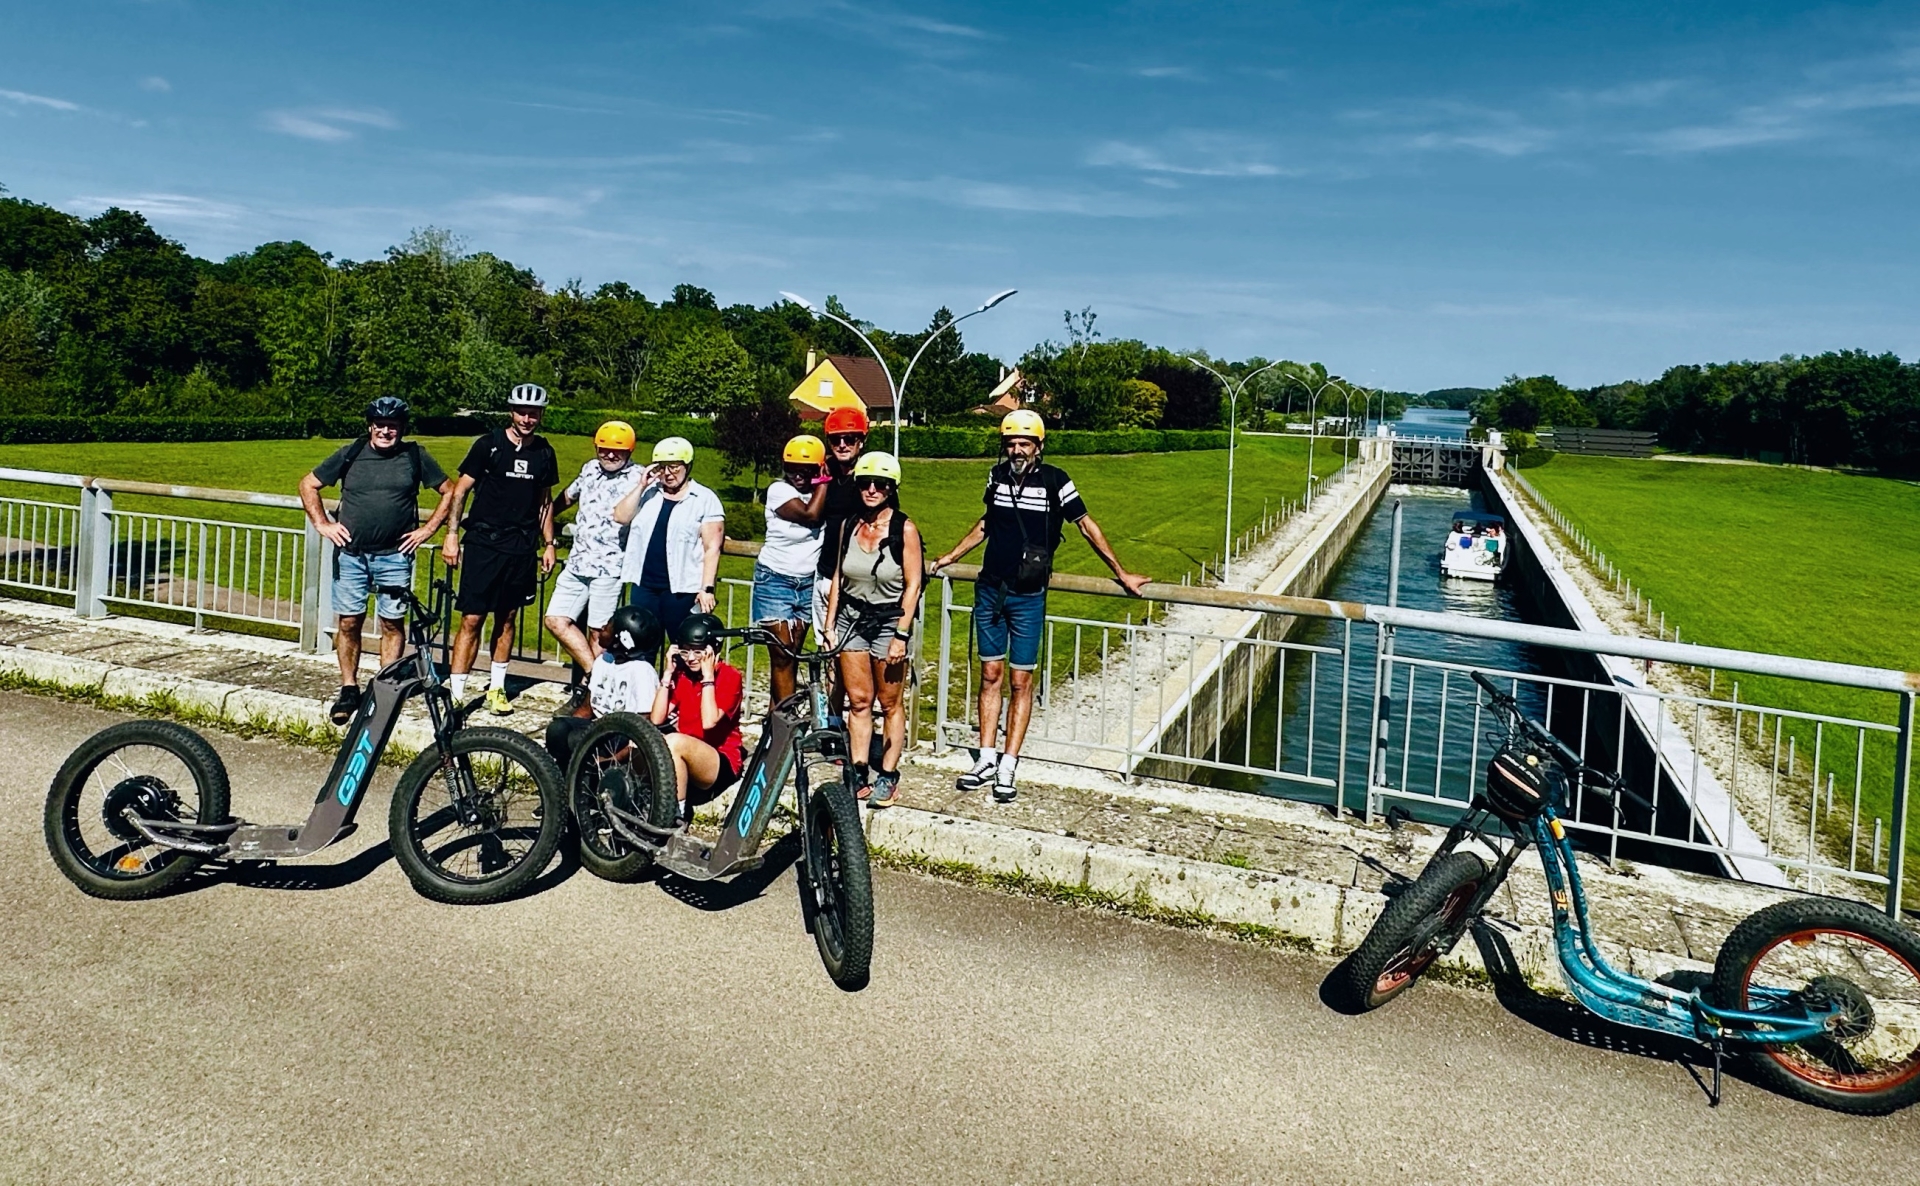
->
<box><xmin>299</xmin><ymin>389</ymin><xmax>1148</xmax><ymax>815</ymax></box>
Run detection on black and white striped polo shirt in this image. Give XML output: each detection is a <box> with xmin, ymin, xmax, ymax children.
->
<box><xmin>979</xmin><ymin>462</ymin><xmax>1089</xmax><ymax>585</ymax></box>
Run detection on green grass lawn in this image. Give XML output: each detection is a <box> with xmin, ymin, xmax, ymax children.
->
<box><xmin>0</xmin><ymin>431</ymin><xmax>1346</xmax><ymax>638</ymax></box>
<box><xmin>1523</xmin><ymin>454</ymin><xmax>1920</xmax><ymax>892</ymax></box>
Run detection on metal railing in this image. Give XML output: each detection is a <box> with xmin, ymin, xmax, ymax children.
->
<box><xmin>0</xmin><ymin>464</ymin><xmax>1912</xmax><ymax>913</ymax></box>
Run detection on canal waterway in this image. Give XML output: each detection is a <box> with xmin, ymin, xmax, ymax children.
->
<box><xmin>1197</xmin><ymin>481</ymin><xmax>1552</xmax><ymax>814</ymax></box>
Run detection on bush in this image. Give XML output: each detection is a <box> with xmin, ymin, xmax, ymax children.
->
<box><xmin>793</xmin><ymin>424</ymin><xmax>1232</xmax><ymax>458</ymax></box>
<box><xmin>1514</xmin><ymin>448</ymin><xmax>1556</xmax><ymax>469</ymax></box>
<box><xmin>723</xmin><ymin>502</ymin><xmax>761</xmax><ymax>541</ymax></box>
<box><xmin>0</xmin><ymin>416</ymin><xmax>305</xmax><ymax>444</ymax></box>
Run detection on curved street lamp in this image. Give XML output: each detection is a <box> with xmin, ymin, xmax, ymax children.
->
<box><xmin>1281</xmin><ymin>369</ymin><xmax>1346</xmax><ymax>512</ymax></box>
<box><xmin>1186</xmin><ymin>355</ymin><xmax>1282</xmax><ymax>584</ymax></box>
<box><xmin>780</xmin><ymin>289</ymin><xmax>1017</xmax><ymax>456</ymax></box>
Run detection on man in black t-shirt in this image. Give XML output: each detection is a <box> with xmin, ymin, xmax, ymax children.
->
<box><xmin>300</xmin><ymin>397</ymin><xmax>456</xmax><ymax>724</ymax></box>
<box><xmin>442</xmin><ymin>383</ymin><xmax>560</xmax><ymax>715</ymax></box>
<box><xmin>931</xmin><ymin>410</ymin><xmax>1147</xmax><ymax>802</ymax></box>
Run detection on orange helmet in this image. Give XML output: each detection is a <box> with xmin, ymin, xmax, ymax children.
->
<box><xmin>823</xmin><ymin>406</ymin><xmax>870</xmax><ymax>437</ymax></box>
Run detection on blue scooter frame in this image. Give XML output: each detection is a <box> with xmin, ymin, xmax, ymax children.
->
<box><xmin>1334</xmin><ymin>669</ymin><xmax>1919</xmax><ymax>1110</ymax></box>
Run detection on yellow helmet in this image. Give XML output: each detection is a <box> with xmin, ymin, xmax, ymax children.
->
<box><xmin>1000</xmin><ymin>409</ymin><xmax>1046</xmax><ymax>442</ymax></box>
<box><xmin>851</xmin><ymin>450</ymin><xmax>902</xmax><ymax>484</ymax></box>
<box><xmin>594</xmin><ymin>421</ymin><xmax>636</xmax><ymax>451</ymax></box>
<box><xmin>782</xmin><ymin>435</ymin><xmax>825</xmax><ymax>466</ymax></box>
<box><xmin>651</xmin><ymin>436</ymin><xmax>695</xmax><ymax>464</ymax></box>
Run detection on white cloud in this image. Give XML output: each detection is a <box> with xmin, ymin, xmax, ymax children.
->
<box><xmin>1135</xmin><ymin>65</ymin><xmax>1201</xmax><ymax>80</ymax></box>
<box><xmin>139</xmin><ymin>76</ymin><xmax>171</xmax><ymax>93</ymax></box>
<box><xmin>0</xmin><ymin>88</ymin><xmax>80</xmax><ymax>112</ymax></box>
<box><xmin>1086</xmin><ymin>134</ymin><xmax>1287</xmax><ymax>177</ymax></box>
<box><xmin>263</xmin><ymin>106</ymin><xmax>399</xmax><ymax>142</ymax></box>
<box><xmin>72</xmin><ymin>193</ymin><xmax>249</xmax><ymax>223</ymax></box>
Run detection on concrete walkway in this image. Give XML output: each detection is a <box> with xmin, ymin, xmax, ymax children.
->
<box><xmin>8</xmin><ymin>692</ymin><xmax>1916</xmax><ymax>1182</ymax></box>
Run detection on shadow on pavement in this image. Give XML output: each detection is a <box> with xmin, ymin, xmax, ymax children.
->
<box><xmin>1469</xmin><ymin>924</ymin><xmax>1754</xmax><ymax>1104</ymax></box>
<box><xmin>223</xmin><ymin>842</ymin><xmax>396</xmax><ymax>892</ymax></box>
<box><xmin>653</xmin><ymin>829</ymin><xmax>803</xmax><ymax>913</ymax></box>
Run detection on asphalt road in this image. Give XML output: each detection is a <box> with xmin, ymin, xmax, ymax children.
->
<box><xmin>3</xmin><ymin>692</ymin><xmax>1916</xmax><ymax>1184</ymax></box>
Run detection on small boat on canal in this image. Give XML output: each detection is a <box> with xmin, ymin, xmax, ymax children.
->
<box><xmin>1440</xmin><ymin>510</ymin><xmax>1508</xmax><ymax>581</ymax></box>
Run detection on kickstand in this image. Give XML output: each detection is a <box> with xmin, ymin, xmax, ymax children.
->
<box><xmin>1708</xmin><ymin>1036</ymin><xmax>1724</xmax><ymax>1108</ymax></box>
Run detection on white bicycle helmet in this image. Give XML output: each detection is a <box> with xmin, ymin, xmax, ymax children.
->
<box><xmin>507</xmin><ymin>382</ymin><xmax>549</xmax><ymax>408</ymax></box>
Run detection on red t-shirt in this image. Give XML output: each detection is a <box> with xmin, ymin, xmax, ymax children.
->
<box><xmin>666</xmin><ymin>662</ymin><xmax>745</xmax><ymax>771</ymax></box>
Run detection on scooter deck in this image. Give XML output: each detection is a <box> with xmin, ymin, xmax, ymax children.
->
<box><xmin>226</xmin><ymin>821</ymin><xmax>358</xmax><ymax>859</ymax></box>
<box><xmin>653</xmin><ymin>831</ymin><xmax>760</xmax><ymax>881</ymax></box>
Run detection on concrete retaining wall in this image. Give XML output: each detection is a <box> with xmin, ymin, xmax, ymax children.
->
<box><xmin>1141</xmin><ymin>451</ymin><xmax>1391</xmax><ymax>780</ymax></box>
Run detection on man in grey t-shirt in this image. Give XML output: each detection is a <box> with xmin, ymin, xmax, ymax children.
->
<box><xmin>299</xmin><ymin>397</ymin><xmax>457</xmax><ymax>723</ymax></box>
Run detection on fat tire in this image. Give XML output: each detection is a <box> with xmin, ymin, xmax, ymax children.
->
<box><xmin>388</xmin><ymin>727</ymin><xmax>565</xmax><ymax>905</ymax></box>
<box><xmin>1337</xmin><ymin>851</ymin><xmax>1489</xmax><ymax>1012</ymax></box>
<box><xmin>805</xmin><ymin>776</ymin><xmax>874</xmax><ymax>991</ymax></box>
<box><xmin>1712</xmin><ymin>895</ymin><xmax>1920</xmax><ymax>1115</ymax></box>
<box><xmin>567</xmin><ymin>713</ymin><xmax>677</xmax><ymax>882</ymax></box>
<box><xmin>44</xmin><ymin>720</ymin><xmax>231</xmax><ymax>900</ymax></box>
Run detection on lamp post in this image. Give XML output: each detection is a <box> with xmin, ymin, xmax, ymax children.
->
<box><xmin>1186</xmin><ymin>356</ymin><xmax>1282</xmax><ymax>584</ymax></box>
<box><xmin>780</xmin><ymin>289</ymin><xmax>1017</xmax><ymax>456</ymax></box>
<box><xmin>1282</xmin><ymin>370</ymin><xmax>1346</xmax><ymax>512</ymax></box>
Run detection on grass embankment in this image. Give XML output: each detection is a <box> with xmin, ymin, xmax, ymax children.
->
<box><xmin>1523</xmin><ymin>455</ymin><xmax>1920</xmax><ymax>891</ymax></box>
<box><xmin>0</xmin><ymin>432</ymin><xmax>1345</xmax><ymax>638</ymax></box>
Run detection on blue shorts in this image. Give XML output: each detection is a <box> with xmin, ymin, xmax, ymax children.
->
<box><xmin>974</xmin><ymin>583</ymin><xmax>1046</xmax><ymax>671</ymax></box>
<box><xmin>333</xmin><ymin>550</ymin><xmax>414</xmax><ymax>622</ymax></box>
<box><xmin>750</xmin><ymin>562</ymin><xmax>814</xmax><ymax>626</ymax></box>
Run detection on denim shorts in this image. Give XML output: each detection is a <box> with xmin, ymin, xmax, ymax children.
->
<box><xmin>835</xmin><ymin>606</ymin><xmax>903</xmax><ymax>656</ymax></box>
<box><xmin>974</xmin><ymin>582</ymin><xmax>1047</xmax><ymax>670</ymax></box>
<box><xmin>751</xmin><ymin>561</ymin><xmax>815</xmax><ymax>625</ymax></box>
<box><xmin>333</xmin><ymin>549</ymin><xmax>414</xmax><ymax>622</ymax></box>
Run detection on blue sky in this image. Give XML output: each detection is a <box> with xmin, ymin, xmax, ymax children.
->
<box><xmin>3</xmin><ymin>1</ymin><xmax>1918</xmax><ymax>390</ymax></box>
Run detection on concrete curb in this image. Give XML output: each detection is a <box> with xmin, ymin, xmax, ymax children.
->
<box><xmin>1</xmin><ymin>641</ymin><xmax>1712</xmax><ymax>995</ymax></box>
<box><xmin>862</xmin><ymin>805</ymin><xmax>1598</xmax><ymax>990</ymax></box>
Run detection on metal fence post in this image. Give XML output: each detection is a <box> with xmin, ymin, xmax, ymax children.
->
<box><xmin>75</xmin><ymin>485</ymin><xmax>112</xmax><ymax>619</ymax></box>
<box><xmin>299</xmin><ymin>520</ymin><xmax>324</xmax><ymax>654</ymax></box>
<box><xmin>1888</xmin><ymin>690</ymin><xmax>1914</xmax><ymax>918</ymax></box>
<box><xmin>933</xmin><ymin>575</ymin><xmax>953</xmax><ymax>756</ymax></box>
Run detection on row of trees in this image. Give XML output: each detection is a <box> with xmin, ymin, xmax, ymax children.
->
<box><xmin>0</xmin><ymin>187</ymin><xmax>1396</xmax><ymax>445</ymax></box>
<box><xmin>1478</xmin><ymin>352</ymin><xmax>1920</xmax><ymax>472</ymax></box>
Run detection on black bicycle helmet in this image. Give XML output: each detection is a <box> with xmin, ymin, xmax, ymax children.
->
<box><xmin>605</xmin><ymin>604</ymin><xmax>661</xmax><ymax>663</ymax></box>
<box><xmin>673</xmin><ymin>612</ymin><xmax>725</xmax><ymax>651</ymax></box>
<box><xmin>366</xmin><ymin>396</ymin><xmax>410</xmax><ymax>423</ymax></box>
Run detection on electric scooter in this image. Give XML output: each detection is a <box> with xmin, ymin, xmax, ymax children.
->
<box><xmin>45</xmin><ymin>581</ymin><xmax>567</xmax><ymax>905</ymax></box>
<box><xmin>563</xmin><ymin>621</ymin><xmax>877</xmax><ymax>990</ymax></box>
<box><xmin>1336</xmin><ymin>670</ymin><xmax>1920</xmax><ymax>1114</ymax></box>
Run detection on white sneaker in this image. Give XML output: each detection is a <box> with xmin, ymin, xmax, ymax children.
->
<box><xmin>956</xmin><ymin>757</ymin><xmax>996</xmax><ymax>791</ymax></box>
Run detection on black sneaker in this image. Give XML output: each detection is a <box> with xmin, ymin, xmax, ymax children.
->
<box><xmin>956</xmin><ymin>758</ymin><xmax>997</xmax><ymax>791</ymax></box>
<box><xmin>991</xmin><ymin>777</ymin><xmax>1017</xmax><ymax>804</ymax></box>
<box><xmin>328</xmin><ymin>684</ymin><xmax>362</xmax><ymax>725</ymax></box>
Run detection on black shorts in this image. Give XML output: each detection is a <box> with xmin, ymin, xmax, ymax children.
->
<box><xmin>687</xmin><ymin>751</ymin><xmax>740</xmax><ymax>808</ymax></box>
<box><xmin>456</xmin><ymin>538</ymin><xmax>537</xmax><ymax>616</ymax></box>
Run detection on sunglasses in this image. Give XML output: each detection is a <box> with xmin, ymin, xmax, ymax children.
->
<box><xmin>828</xmin><ymin>434</ymin><xmax>865</xmax><ymax>446</ymax></box>
<box><xmin>855</xmin><ymin>477</ymin><xmax>896</xmax><ymax>491</ymax></box>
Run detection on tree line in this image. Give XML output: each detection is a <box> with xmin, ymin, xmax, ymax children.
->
<box><xmin>1479</xmin><ymin>354</ymin><xmax>1920</xmax><ymax>473</ymax></box>
<box><xmin>0</xmin><ymin>187</ymin><xmax>1398</xmax><ymax>452</ymax></box>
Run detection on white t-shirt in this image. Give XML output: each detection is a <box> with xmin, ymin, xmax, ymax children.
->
<box><xmin>759</xmin><ymin>479</ymin><xmax>824</xmax><ymax>579</ymax></box>
<box><xmin>588</xmin><ymin>655</ymin><xmax>660</xmax><ymax>717</ymax></box>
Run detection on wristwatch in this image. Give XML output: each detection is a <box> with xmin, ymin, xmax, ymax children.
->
<box><xmin>703</xmin><ymin>584</ymin><xmax>716</xmax><ymax>594</ymax></box>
